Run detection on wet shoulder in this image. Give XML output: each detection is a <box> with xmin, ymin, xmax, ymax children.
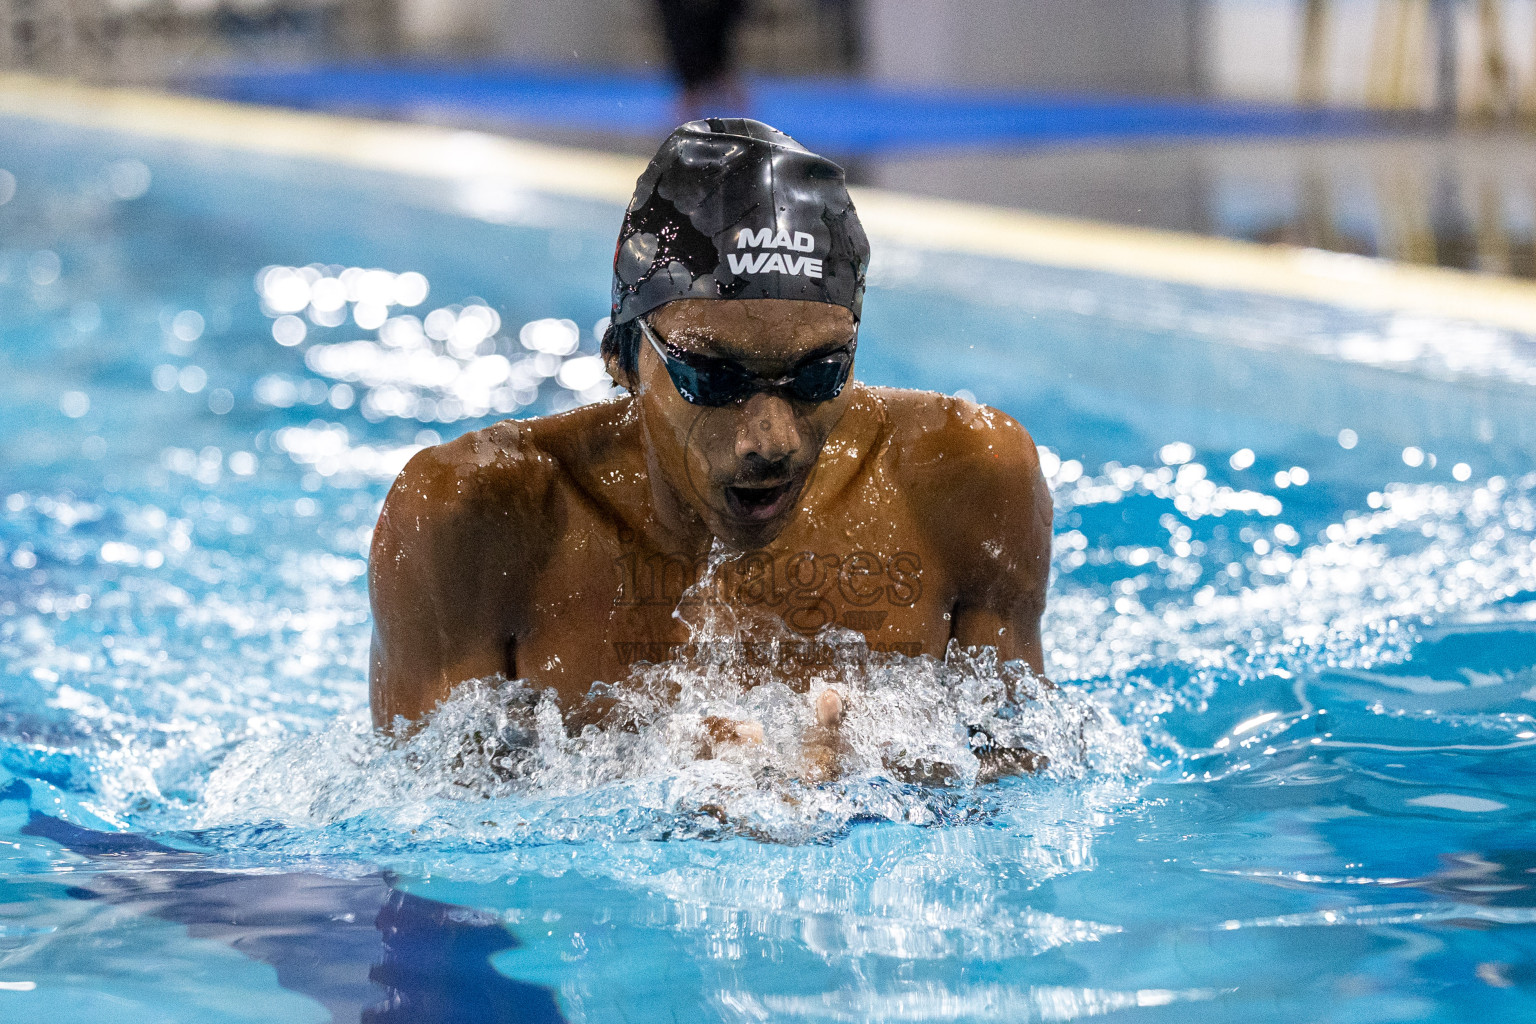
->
<box><xmin>381</xmin><ymin>416</ymin><xmax>555</xmax><ymax>532</ymax></box>
<box><xmin>863</xmin><ymin>387</ymin><xmax>1051</xmax><ymax>570</ymax></box>
<box><xmin>382</xmin><ymin>397</ymin><xmax>639</xmax><ymax>526</ymax></box>
<box><xmin>864</xmin><ymin>386</ymin><xmax>1042</xmax><ymax>483</ymax></box>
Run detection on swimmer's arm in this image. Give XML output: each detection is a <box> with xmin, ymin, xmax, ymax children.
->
<box><xmin>368</xmin><ymin>631</ymin><xmax>505</xmax><ymax>729</ymax></box>
<box><xmin>951</xmin><ymin>603</ymin><xmax>1047</xmax><ymax>676</ymax></box>
<box><xmin>933</xmin><ymin>404</ymin><xmax>1054</xmax><ymax>678</ymax></box>
<box><xmin>368</xmin><ymin>438</ymin><xmax>546</xmax><ymax>729</ymax></box>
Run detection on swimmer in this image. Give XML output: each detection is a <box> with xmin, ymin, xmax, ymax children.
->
<box><xmin>369</xmin><ymin>119</ymin><xmax>1053</xmax><ymax>779</ymax></box>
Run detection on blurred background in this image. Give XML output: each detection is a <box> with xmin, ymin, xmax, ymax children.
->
<box><xmin>5</xmin><ymin>0</ymin><xmax>1536</xmax><ymax>278</ymax></box>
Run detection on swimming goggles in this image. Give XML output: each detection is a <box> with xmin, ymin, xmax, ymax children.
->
<box><xmin>639</xmin><ymin>317</ymin><xmax>855</xmax><ymax>407</ymax></box>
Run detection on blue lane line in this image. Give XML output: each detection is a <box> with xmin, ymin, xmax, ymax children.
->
<box><xmin>182</xmin><ymin>62</ymin><xmax>1396</xmax><ymax>156</ymax></box>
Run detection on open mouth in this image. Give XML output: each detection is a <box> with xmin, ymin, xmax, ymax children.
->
<box><xmin>722</xmin><ymin>474</ymin><xmax>803</xmax><ymax>523</ymax></box>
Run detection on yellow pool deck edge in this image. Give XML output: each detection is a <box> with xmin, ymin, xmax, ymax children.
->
<box><xmin>6</xmin><ymin>72</ymin><xmax>1536</xmax><ymax>334</ymax></box>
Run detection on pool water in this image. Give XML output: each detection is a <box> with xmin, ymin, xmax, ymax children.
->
<box><xmin>3</xmin><ymin>113</ymin><xmax>1536</xmax><ymax>1023</ymax></box>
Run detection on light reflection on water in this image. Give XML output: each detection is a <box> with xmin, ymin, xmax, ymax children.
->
<box><xmin>2</xmin><ymin>118</ymin><xmax>1536</xmax><ymax>1022</ymax></box>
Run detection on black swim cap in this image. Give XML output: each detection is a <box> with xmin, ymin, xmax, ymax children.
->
<box><xmin>609</xmin><ymin>118</ymin><xmax>869</xmax><ymax>328</ymax></box>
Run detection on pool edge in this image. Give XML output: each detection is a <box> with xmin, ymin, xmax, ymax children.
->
<box><xmin>4</xmin><ymin>72</ymin><xmax>1536</xmax><ymax>334</ymax></box>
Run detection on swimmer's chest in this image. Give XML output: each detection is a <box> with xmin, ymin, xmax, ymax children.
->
<box><xmin>512</xmin><ymin>512</ymin><xmax>957</xmax><ymax>696</ymax></box>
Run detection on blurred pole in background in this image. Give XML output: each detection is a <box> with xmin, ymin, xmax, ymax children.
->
<box><xmin>1473</xmin><ymin>0</ymin><xmax>1516</xmax><ymax>116</ymax></box>
<box><xmin>1529</xmin><ymin>1</ymin><xmax>1536</xmax><ymax>116</ymax></box>
<box><xmin>652</xmin><ymin>0</ymin><xmax>748</xmax><ymax>122</ymax></box>
<box><xmin>1298</xmin><ymin>0</ymin><xmax>1330</xmax><ymax>104</ymax></box>
<box><xmin>826</xmin><ymin>0</ymin><xmax>861</xmax><ymax>73</ymax></box>
<box><xmin>1431</xmin><ymin>0</ymin><xmax>1458</xmax><ymax>114</ymax></box>
<box><xmin>338</xmin><ymin>0</ymin><xmax>399</xmax><ymax>55</ymax></box>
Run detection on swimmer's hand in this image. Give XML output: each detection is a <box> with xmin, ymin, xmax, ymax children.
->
<box><xmin>800</xmin><ymin>689</ymin><xmax>845</xmax><ymax>784</ymax></box>
<box><xmin>698</xmin><ymin>715</ymin><xmax>764</xmax><ymax>758</ymax></box>
<box><xmin>974</xmin><ymin>746</ymin><xmax>1046</xmax><ymax>783</ymax></box>
<box><xmin>968</xmin><ymin>725</ymin><xmax>1048</xmax><ymax>783</ymax></box>
<box><xmin>696</xmin><ymin>692</ymin><xmax>846</xmax><ymax>783</ymax></box>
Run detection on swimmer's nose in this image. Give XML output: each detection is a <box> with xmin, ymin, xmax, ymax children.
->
<box><xmin>734</xmin><ymin>392</ymin><xmax>801</xmax><ymax>466</ymax></box>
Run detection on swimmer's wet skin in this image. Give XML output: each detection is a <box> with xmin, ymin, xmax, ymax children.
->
<box><xmin>368</xmin><ymin>118</ymin><xmax>1053</xmax><ymax>781</ymax></box>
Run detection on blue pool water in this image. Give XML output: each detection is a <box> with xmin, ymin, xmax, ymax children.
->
<box><xmin>3</xmin><ymin>113</ymin><xmax>1536</xmax><ymax>1022</ymax></box>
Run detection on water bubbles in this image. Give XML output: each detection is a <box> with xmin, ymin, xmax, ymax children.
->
<box><xmin>249</xmin><ymin>263</ymin><xmax>601</xmax><ymax>427</ymax></box>
<box><xmin>198</xmin><ymin>631</ymin><xmax>1139</xmax><ymax>843</ymax></box>
<box><xmin>1274</xmin><ymin>466</ymin><xmax>1308</xmax><ymax>488</ymax></box>
<box><xmin>1337</xmin><ymin>428</ymin><xmax>1358</xmax><ymax>449</ymax></box>
<box><xmin>380</xmin><ymin>315</ymin><xmax>426</xmax><ymax>349</ymax></box>
<box><xmin>520</xmin><ymin>317</ymin><xmax>581</xmax><ymax>356</ymax></box>
<box><xmin>1158</xmin><ymin>442</ymin><xmax>1194</xmax><ymax>466</ymax></box>
<box><xmin>228</xmin><ymin>451</ymin><xmax>258</xmax><ymax>476</ymax></box>
<box><xmin>266</xmin><ymin>421</ymin><xmax>423</xmax><ymax>482</ymax></box>
<box><xmin>0</xmin><ymin>168</ymin><xmax>15</xmax><ymax>205</ymax></box>
<box><xmin>464</xmin><ymin>353</ymin><xmax>511</xmax><ymax>387</ymax></box>
<box><xmin>556</xmin><ymin>355</ymin><xmax>608</xmax><ymax>393</ymax></box>
<box><xmin>353</xmin><ymin>302</ymin><xmax>388</xmax><ymax>331</ymax></box>
<box><xmin>258</xmin><ymin>267</ymin><xmax>311</xmax><ymax>314</ymax></box>
<box><xmin>58</xmin><ymin>391</ymin><xmax>90</xmax><ymax>418</ymax></box>
<box><xmin>170</xmin><ymin>309</ymin><xmax>204</xmax><ymax>343</ymax></box>
<box><xmin>178</xmin><ymin>365</ymin><xmax>207</xmax><ymax>394</ymax></box>
<box><xmin>69</xmin><ymin>301</ymin><xmax>101</xmax><ymax>333</ymax></box>
<box><xmin>392</xmin><ymin>271</ymin><xmax>429</xmax><ymax>307</ymax></box>
<box><xmin>151</xmin><ymin>364</ymin><xmax>178</xmax><ymax>391</ymax></box>
<box><xmin>207</xmin><ymin>388</ymin><xmax>235</xmax><ymax>415</ymax></box>
<box><xmin>423</xmin><ymin>307</ymin><xmax>456</xmax><ymax>341</ymax></box>
<box><xmin>352</xmin><ymin>269</ymin><xmax>395</xmax><ymax>307</ymax></box>
<box><xmin>1053</xmin><ymin>457</ymin><xmax>1285</xmax><ymax>541</ymax></box>
<box><xmin>254</xmin><ymin>373</ymin><xmax>299</xmax><ymax>408</ymax></box>
<box><xmin>1229</xmin><ymin>448</ymin><xmax>1255</xmax><ymax>470</ymax></box>
<box><xmin>262</xmin><ymin>265</ymin><xmax>433</xmax><ymax>332</ymax></box>
<box><xmin>1402</xmin><ymin>446</ymin><xmax>1426</xmax><ymax>468</ymax></box>
<box><xmin>272</xmin><ymin>314</ymin><xmax>307</xmax><ymax>347</ymax></box>
<box><xmin>1036</xmin><ymin>446</ymin><xmax>1061</xmax><ymax>479</ymax></box>
<box><xmin>305</xmin><ymin>306</ymin><xmax>343</xmax><ymax>329</ymax></box>
<box><xmin>1452</xmin><ymin>462</ymin><xmax>1472</xmax><ymax>482</ymax></box>
<box><xmin>448</xmin><ymin>305</ymin><xmax>498</xmax><ymax>357</ymax></box>
<box><xmin>308</xmin><ymin>276</ymin><xmax>347</xmax><ymax>313</ymax></box>
<box><xmin>27</xmin><ymin>250</ymin><xmax>61</xmax><ymax>286</ymax></box>
<box><xmin>105</xmin><ymin>159</ymin><xmax>151</xmax><ymax>200</ymax></box>
<box><xmin>100</xmin><ymin>541</ymin><xmax>146</xmax><ymax>566</ymax></box>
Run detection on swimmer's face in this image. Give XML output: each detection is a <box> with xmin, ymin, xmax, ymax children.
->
<box><xmin>634</xmin><ymin>298</ymin><xmax>857</xmax><ymax>548</ymax></box>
